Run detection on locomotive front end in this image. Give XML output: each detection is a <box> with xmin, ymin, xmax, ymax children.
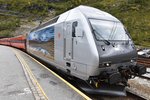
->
<box><xmin>88</xmin><ymin>19</ymin><xmax>146</xmax><ymax>86</ymax></box>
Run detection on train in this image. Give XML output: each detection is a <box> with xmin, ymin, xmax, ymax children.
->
<box><xmin>0</xmin><ymin>5</ymin><xmax>146</xmax><ymax>94</ymax></box>
<box><xmin>0</xmin><ymin>35</ymin><xmax>26</xmax><ymax>50</ymax></box>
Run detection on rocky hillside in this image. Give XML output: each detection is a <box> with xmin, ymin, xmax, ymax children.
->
<box><xmin>0</xmin><ymin>0</ymin><xmax>150</xmax><ymax>46</ymax></box>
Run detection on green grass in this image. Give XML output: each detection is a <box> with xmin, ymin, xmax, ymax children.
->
<box><xmin>0</xmin><ymin>16</ymin><xmax>20</xmax><ymax>37</ymax></box>
<box><xmin>0</xmin><ymin>0</ymin><xmax>150</xmax><ymax>46</ymax></box>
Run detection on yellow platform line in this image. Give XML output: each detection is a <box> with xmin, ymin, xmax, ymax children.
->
<box><xmin>15</xmin><ymin>49</ymin><xmax>92</xmax><ymax>100</ymax></box>
<box><xmin>13</xmin><ymin>50</ymin><xmax>49</xmax><ymax>100</ymax></box>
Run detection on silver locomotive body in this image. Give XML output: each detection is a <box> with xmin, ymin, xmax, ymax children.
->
<box><xmin>27</xmin><ymin>5</ymin><xmax>146</xmax><ymax>86</ymax></box>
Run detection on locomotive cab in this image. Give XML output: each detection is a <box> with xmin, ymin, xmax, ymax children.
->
<box><xmin>64</xmin><ymin>5</ymin><xmax>146</xmax><ymax>86</ymax></box>
<box><xmin>89</xmin><ymin>18</ymin><xmax>146</xmax><ymax>86</ymax></box>
<box><xmin>78</xmin><ymin>6</ymin><xmax>146</xmax><ymax>86</ymax></box>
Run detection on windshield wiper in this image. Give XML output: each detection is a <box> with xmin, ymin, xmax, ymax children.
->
<box><xmin>124</xmin><ymin>28</ymin><xmax>130</xmax><ymax>44</ymax></box>
<box><xmin>93</xmin><ymin>29</ymin><xmax>110</xmax><ymax>45</ymax></box>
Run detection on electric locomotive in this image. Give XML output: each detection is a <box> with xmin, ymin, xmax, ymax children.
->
<box><xmin>26</xmin><ymin>5</ymin><xmax>146</xmax><ymax>88</ymax></box>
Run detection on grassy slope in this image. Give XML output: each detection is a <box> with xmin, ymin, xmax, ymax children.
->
<box><xmin>0</xmin><ymin>0</ymin><xmax>150</xmax><ymax>46</ymax></box>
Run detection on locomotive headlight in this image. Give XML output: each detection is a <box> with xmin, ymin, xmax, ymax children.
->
<box><xmin>104</xmin><ymin>62</ymin><xmax>111</xmax><ymax>67</ymax></box>
<box><xmin>106</xmin><ymin>63</ymin><xmax>110</xmax><ymax>66</ymax></box>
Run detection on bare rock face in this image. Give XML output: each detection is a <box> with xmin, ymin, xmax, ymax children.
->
<box><xmin>14</xmin><ymin>20</ymin><xmax>39</xmax><ymax>36</ymax></box>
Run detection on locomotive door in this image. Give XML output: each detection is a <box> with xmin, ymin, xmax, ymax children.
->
<box><xmin>64</xmin><ymin>22</ymin><xmax>73</xmax><ymax>61</ymax></box>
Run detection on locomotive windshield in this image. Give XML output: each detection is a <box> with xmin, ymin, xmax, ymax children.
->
<box><xmin>89</xmin><ymin>19</ymin><xmax>130</xmax><ymax>41</ymax></box>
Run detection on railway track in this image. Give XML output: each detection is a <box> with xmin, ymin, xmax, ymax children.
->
<box><xmin>127</xmin><ymin>56</ymin><xmax>150</xmax><ymax>100</ymax></box>
<box><xmin>137</xmin><ymin>57</ymin><xmax>150</xmax><ymax>68</ymax></box>
<box><xmin>137</xmin><ymin>57</ymin><xmax>150</xmax><ymax>81</ymax></box>
<box><xmin>140</xmin><ymin>75</ymin><xmax>150</xmax><ymax>80</ymax></box>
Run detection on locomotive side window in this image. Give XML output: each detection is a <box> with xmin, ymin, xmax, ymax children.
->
<box><xmin>72</xmin><ymin>20</ymin><xmax>84</xmax><ymax>37</ymax></box>
<box><xmin>72</xmin><ymin>21</ymin><xmax>78</xmax><ymax>37</ymax></box>
<box><xmin>31</xmin><ymin>16</ymin><xmax>59</xmax><ymax>32</ymax></box>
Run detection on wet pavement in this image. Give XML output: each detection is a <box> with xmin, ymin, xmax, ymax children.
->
<box><xmin>0</xmin><ymin>45</ymin><xmax>85</xmax><ymax>100</ymax></box>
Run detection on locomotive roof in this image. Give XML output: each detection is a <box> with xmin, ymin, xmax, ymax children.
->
<box><xmin>76</xmin><ymin>5</ymin><xmax>119</xmax><ymax>22</ymax></box>
<box><xmin>30</xmin><ymin>5</ymin><xmax>120</xmax><ymax>33</ymax></box>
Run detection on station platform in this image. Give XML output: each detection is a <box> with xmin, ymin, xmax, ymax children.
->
<box><xmin>0</xmin><ymin>45</ymin><xmax>89</xmax><ymax>100</ymax></box>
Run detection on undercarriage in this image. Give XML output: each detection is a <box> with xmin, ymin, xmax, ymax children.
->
<box><xmin>88</xmin><ymin>64</ymin><xmax>146</xmax><ymax>88</ymax></box>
